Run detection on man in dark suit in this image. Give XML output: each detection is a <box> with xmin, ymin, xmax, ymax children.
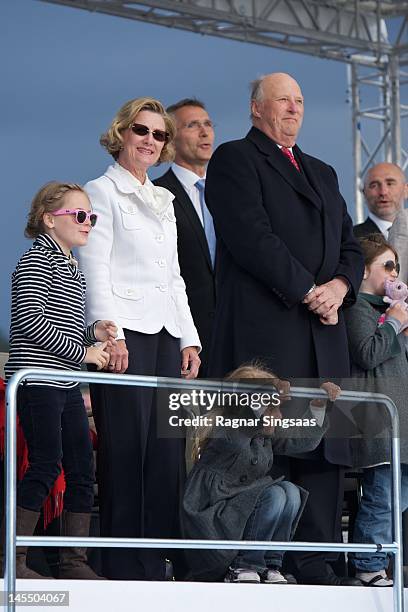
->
<box><xmin>205</xmin><ymin>73</ymin><xmax>364</xmax><ymax>585</ymax></box>
<box><xmin>154</xmin><ymin>99</ymin><xmax>216</xmax><ymax>376</ymax></box>
<box><xmin>354</xmin><ymin>162</ymin><xmax>404</xmax><ymax>239</ymax></box>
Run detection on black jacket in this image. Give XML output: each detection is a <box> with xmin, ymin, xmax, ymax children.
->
<box><xmin>353</xmin><ymin>217</ymin><xmax>382</xmax><ymax>239</ymax></box>
<box><xmin>154</xmin><ymin>169</ymin><xmax>216</xmax><ymax>376</ymax></box>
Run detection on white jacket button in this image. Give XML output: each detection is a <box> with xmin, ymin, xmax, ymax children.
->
<box><xmin>157</xmin><ymin>258</ymin><xmax>166</xmax><ymax>267</ymax></box>
<box><xmin>156</xmin><ymin>234</ymin><xmax>164</xmax><ymax>243</ymax></box>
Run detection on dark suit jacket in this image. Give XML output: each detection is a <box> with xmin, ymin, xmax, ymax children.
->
<box><xmin>353</xmin><ymin>217</ymin><xmax>382</xmax><ymax>239</ymax></box>
<box><xmin>205</xmin><ymin>127</ymin><xmax>364</xmax><ymax>463</ymax></box>
<box><xmin>154</xmin><ymin>169</ymin><xmax>216</xmax><ymax>376</ymax></box>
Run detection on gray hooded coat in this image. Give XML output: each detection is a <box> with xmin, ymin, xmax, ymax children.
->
<box><xmin>182</xmin><ymin>413</ymin><xmax>327</xmax><ymax>581</ymax></box>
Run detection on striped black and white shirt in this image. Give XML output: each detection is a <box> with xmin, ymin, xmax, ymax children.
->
<box><xmin>5</xmin><ymin>234</ymin><xmax>97</xmax><ymax>388</ymax></box>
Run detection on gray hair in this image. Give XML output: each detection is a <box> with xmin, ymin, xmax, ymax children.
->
<box><xmin>250</xmin><ymin>76</ymin><xmax>265</xmax><ymax>118</ymax></box>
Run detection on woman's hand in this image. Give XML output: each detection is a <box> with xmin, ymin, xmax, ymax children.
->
<box><xmin>106</xmin><ymin>339</ymin><xmax>129</xmax><ymax>374</ymax></box>
<box><xmin>83</xmin><ymin>342</ymin><xmax>110</xmax><ymax>370</ymax></box>
<box><xmin>95</xmin><ymin>320</ymin><xmax>118</xmax><ymax>343</ymax></box>
<box><xmin>181</xmin><ymin>347</ymin><xmax>201</xmax><ymax>379</ymax></box>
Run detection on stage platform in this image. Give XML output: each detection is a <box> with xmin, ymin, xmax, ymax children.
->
<box><xmin>2</xmin><ymin>579</ymin><xmax>406</xmax><ymax>612</ymax></box>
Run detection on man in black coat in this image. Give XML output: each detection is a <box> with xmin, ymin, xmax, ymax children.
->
<box><xmin>154</xmin><ymin>99</ymin><xmax>216</xmax><ymax>376</ymax></box>
<box><xmin>353</xmin><ymin>162</ymin><xmax>404</xmax><ymax>239</ymax></box>
<box><xmin>205</xmin><ymin>72</ymin><xmax>364</xmax><ymax>585</ymax></box>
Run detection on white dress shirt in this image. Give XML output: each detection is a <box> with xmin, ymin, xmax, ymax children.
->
<box><xmin>368</xmin><ymin>211</ymin><xmax>393</xmax><ymax>239</ymax></box>
<box><xmin>171</xmin><ymin>163</ymin><xmax>205</xmax><ymax>224</ymax></box>
<box><xmin>79</xmin><ymin>163</ymin><xmax>201</xmax><ymax>351</ymax></box>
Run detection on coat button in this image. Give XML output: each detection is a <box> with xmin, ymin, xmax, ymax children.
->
<box><xmin>156</xmin><ymin>234</ymin><xmax>164</xmax><ymax>243</ymax></box>
<box><xmin>239</xmin><ymin>475</ymin><xmax>248</xmax><ymax>483</ymax></box>
<box><xmin>251</xmin><ymin>458</ymin><xmax>258</xmax><ymax>465</ymax></box>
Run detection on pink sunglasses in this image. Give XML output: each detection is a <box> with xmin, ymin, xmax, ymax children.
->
<box><xmin>52</xmin><ymin>208</ymin><xmax>98</xmax><ymax>227</ymax></box>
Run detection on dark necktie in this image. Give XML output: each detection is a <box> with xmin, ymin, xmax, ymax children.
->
<box><xmin>281</xmin><ymin>147</ymin><xmax>300</xmax><ymax>172</ymax></box>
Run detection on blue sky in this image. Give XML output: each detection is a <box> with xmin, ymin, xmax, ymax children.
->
<box><xmin>1</xmin><ymin>0</ymin><xmax>367</xmax><ymax>342</ymax></box>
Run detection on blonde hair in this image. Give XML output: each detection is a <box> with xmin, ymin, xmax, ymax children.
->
<box><xmin>100</xmin><ymin>97</ymin><xmax>176</xmax><ymax>162</ymax></box>
<box><xmin>25</xmin><ymin>181</ymin><xmax>87</xmax><ymax>239</ymax></box>
<box><xmin>191</xmin><ymin>362</ymin><xmax>280</xmax><ymax>462</ymax></box>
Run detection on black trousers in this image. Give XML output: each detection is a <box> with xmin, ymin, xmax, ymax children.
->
<box><xmin>90</xmin><ymin>329</ymin><xmax>184</xmax><ymax>580</ymax></box>
<box><xmin>277</xmin><ymin>452</ymin><xmax>345</xmax><ymax>580</ymax></box>
<box><xmin>17</xmin><ymin>385</ymin><xmax>94</xmax><ymax>513</ymax></box>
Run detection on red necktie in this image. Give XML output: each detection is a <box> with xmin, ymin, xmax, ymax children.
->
<box><xmin>281</xmin><ymin>146</ymin><xmax>300</xmax><ymax>172</ymax></box>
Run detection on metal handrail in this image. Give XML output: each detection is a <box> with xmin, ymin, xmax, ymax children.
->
<box><xmin>4</xmin><ymin>369</ymin><xmax>404</xmax><ymax>612</ymax></box>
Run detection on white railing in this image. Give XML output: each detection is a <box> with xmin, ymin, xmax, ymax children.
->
<box><xmin>4</xmin><ymin>369</ymin><xmax>404</xmax><ymax>612</ymax></box>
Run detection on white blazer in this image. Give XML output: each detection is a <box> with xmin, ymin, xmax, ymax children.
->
<box><xmin>79</xmin><ymin>163</ymin><xmax>201</xmax><ymax>351</ymax></box>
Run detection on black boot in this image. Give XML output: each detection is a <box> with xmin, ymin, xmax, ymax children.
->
<box><xmin>58</xmin><ymin>511</ymin><xmax>104</xmax><ymax>580</ymax></box>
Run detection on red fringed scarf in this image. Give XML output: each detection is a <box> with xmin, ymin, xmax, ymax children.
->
<box><xmin>0</xmin><ymin>378</ymin><xmax>66</xmax><ymax>529</ymax></box>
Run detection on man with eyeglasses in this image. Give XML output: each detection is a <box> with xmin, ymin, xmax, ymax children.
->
<box><xmin>205</xmin><ymin>72</ymin><xmax>364</xmax><ymax>586</ymax></box>
<box><xmin>354</xmin><ymin>162</ymin><xmax>407</xmax><ymax>239</ymax></box>
<box><xmin>154</xmin><ymin>98</ymin><xmax>216</xmax><ymax>377</ymax></box>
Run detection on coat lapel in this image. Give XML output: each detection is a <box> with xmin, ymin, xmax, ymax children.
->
<box><xmin>164</xmin><ymin>170</ymin><xmax>213</xmax><ymax>271</ymax></box>
<box><xmin>247</xmin><ymin>127</ymin><xmax>322</xmax><ymax>211</ymax></box>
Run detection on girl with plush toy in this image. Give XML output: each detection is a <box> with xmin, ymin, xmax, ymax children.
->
<box><xmin>344</xmin><ymin>233</ymin><xmax>408</xmax><ymax>587</ymax></box>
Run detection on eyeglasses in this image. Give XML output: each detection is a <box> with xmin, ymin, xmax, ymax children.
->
<box><xmin>52</xmin><ymin>209</ymin><xmax>98</xmax><ymax>227</ymax></box>
<box><xmin>130</xmin><ymin>123</ymin><xmax>169</xmax><ymax>143</ymax></box>
<box><xmin>181</xmin><ymin>120</ymin><xmax>214</xmax><ymax>131</ymax></box>
<box><xmin>372</xmin><ymin>260</ymin><xmax>400</xmax><ymax>274</ymax></box>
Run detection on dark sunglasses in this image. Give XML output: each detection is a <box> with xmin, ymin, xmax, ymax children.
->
<box><xmin>130</xmin><ymin>123</ymin><xmax>169</xmax><ymax>143</ymax></box>
<box><xmin>52</xmin><ymin>208</ymin><xmax>98</xmax><ymax>227</ymax></box>
<box><xmin>373</xmin><ymin>260</ymin><xmax>400</xmax><ymax>274</ymax></box>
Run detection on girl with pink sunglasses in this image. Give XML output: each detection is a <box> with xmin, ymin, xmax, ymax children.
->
<box><xmin>4</xmin><ymin>181</ymin><xmax>117</xmax><ymax>579</ymax></box>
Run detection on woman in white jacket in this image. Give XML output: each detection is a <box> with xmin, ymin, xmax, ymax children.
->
<box><xmin>79</xmin><ymin>97</ymin><xmax>201</xmax><ymax>581</ymax></box>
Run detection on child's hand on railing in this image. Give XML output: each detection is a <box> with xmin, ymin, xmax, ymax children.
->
<box><xmin>310</xmin><ymin>381</ymin><xmax>341</xmax><ymax>408</ymax></box>
<box><xmin>272</xmin><ymin>378</ymin><xmax>291</xmax><ymax>402</ymax></box>
<box><xmin>320</xmin><ymin>381</ymin><xmax>341</xmax><ymax>402</ymax></box>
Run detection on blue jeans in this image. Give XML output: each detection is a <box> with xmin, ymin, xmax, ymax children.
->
<box><xmin>231</xmin><ymin>481</ymin><xmax>301</xmax><ymax>572</ymax></box>
<box><xmin>351</xmin><ymin>464</ymin><xmax>408</xmax><ymax>572</ymax></box>
<box><xmin>17</xmin><ymin>385</ymin><xmax>95</xmax><ymax>513</ymax></box>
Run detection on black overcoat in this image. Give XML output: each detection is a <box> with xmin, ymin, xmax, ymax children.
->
<box><xmin>205</xmin><ymin>127</ymin><xmax>364</xmax><ymax>381</ymax></box>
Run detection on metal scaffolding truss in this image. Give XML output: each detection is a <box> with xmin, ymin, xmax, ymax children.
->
<box><xmin>39</xmin><ymin>0</ymin><xmax>408</xmax><ymax>218</ymax></box>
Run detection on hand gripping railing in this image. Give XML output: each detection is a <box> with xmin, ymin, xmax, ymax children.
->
<box><xmin>4</xmin><ymin>369</ymin><xmax>405</xmax><ymax>612</ymax></box>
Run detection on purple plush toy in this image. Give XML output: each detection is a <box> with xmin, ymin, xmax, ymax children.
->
<box><xmin>383</xmin><ymin>278</ymin><xmax>408</xmax><ymax>331</ymax></box>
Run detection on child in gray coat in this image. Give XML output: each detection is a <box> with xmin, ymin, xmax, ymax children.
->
<box><xmin>181</xmin><ymin>365</ymin><xmax>338</xmax><ymax>584</ymax></box>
